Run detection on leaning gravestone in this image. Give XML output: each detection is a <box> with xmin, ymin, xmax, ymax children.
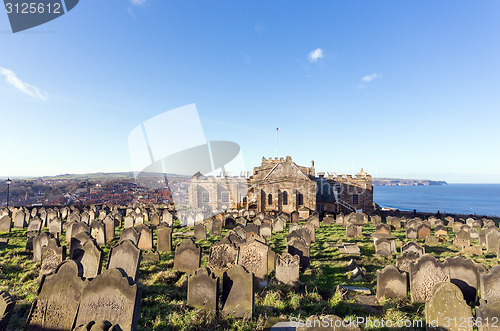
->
<box><xmin>0</xmin><ymin>291</ymin><xmax>15</xmax><ymax>331</ymax></box>
<box><xmin>174</xmin><ymin>239</ymin><xmax>201</xmax><ymax>274</ymax></box>
<box><xmin>40</xmin><ymin>238</ymin><xmax>66</xmax><ymax>277</ymax></box>
<box><xmin>208</xmin><ymin>237</ymin><xmax>239</xmax><ymax>276</ymax></box>
<box><xmin>70</xmin><ymin>232</ymin><xmax>94</xmax><ymax>259</ymax></box>
<box><xmin>74</xmin><ymin>239</ymin><xmax>103</xmax><ymax>279</ymax></box>
<box><xmin>157</xmin><ymin>224</ymin><xmax>172</xmax><ymax>252</ymax></box>
<box><xmin>75</xmin><ymin>268</ymin><xmax>141</xmax><ymax>331</ymax></box>
<box><xmin>120</xmin><ymin>227</ymin><xmax>141</xmax><ymax>246</ymax></box>
<box><xmin>288</xmin><ymin>237</ymin><xmax>310</xmax><ymax>270</ymax></box>
<box><xmin>0</xmin><ymin>216</ymin><xmax>11</xmax><ymax>233</ymax></box>
<box><xmin>480</xmin><ymin>265</ymin><xmax>500</xmax><ymax>301</ymax></box>
<box><xmin>425</xmin><ymin>282</ymin><xmax>473</xmax><ymax>331</ymax></box>
<box><xmin>376</xmin><ymin>265</ymin><xmax>407</xmax><ymax>300</ymax></box>
<box><xmin>187</xmin><ymin>267</ymin><xmax>219</xmax><ymax>311</ymax></box>
<box><xmin>26</xmin><ymin>260</ymin><xmax>85</xmax><ymax>331</ymax></box>
<box><xmin>238</xmin><ymin>238</ymin><xmax>269</xmax><ymax>287</ymax></box>
<box><xmin>409</xmin><ymin>254</ymin><xmax>450</xmax><ymax>303</ymax></box>
<box><xmin>445</xmin><ymin>256</ymin><xmax>480</xmax><ymax>303</ymax></box>
<box><xmin>107</xmin><ymin>240</ymin><xmax>142</xmax><ymax>282</ymax></box>
<box><xmin>222</xmin><ymin>265</ymin><xmax>254</xmax><ymax>318</ymax></box>
<box><xmin>275</xmin><ymin>252</ymin><xmax>300</xmax><ymax>287</ymax></box>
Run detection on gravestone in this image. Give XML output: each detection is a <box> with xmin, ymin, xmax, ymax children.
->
<box><xmin>387</xmin><ymin>216</ymin><xmax>401</xmax><ymax>230</ymax></box>
<box><xmin>26</xmin><ymin>260</ymin><xmax>85</xmax><ymax>331</ymax></box>
<box><xmin>150</xmin><ymin>212</ymin><xmax>160</xmax><ymax>227</ymax></box>
<box><xmin>222</xmin><ymin>265</ymin><xmax>254</xmax><ymax>318</ymax></box>
<box><xmin>245</xmin><ymin>223</ymin><xmax>259</xmax><ymax>240</ymax></box>
<box><xmin>260</xmin><ymin>221</ymin><xmax>272</xmax><ymax>238</ymax></box>
<box><xmin>48</xmin><ymin>217</ymin><xmax>63</xmax><ymax>236</ymax></box>
<box><xmin>275</xmin><ymin>252</ymin><xmax>300</xmax><ymax>287</ymax></box>
<box><xmin>157</xmin><ymin>224</ymin><xmax>172</xmax><ymax>252</ymax></box>
<box><xmin>409</xmin><ymin>254</ymin><xmax>450</xmax><ymax>303</ymax></box>
<box><xmin>224</xmin><ymin>217</ymin><xmax>236</xmax><ymax>229</ymax></box>
<box><xmin>162</xmin><ymin>210</ymin><xmax>173</xmax><ymax>226</ymax></box>
<box><xmin>124</xmin><ymin>215</ymin><xmax>135</xmax><ymax>229</ymax></box>
<box><xmin>454</xmin><ymin>230</ymin><xmax>472</xmax><ymax>248</ymax></box>
<box><xmin>208</xmin><ymin>237</ymin><xmax>239</xmax><ymax>276</ymax></box>
<box><xmin>73</xmin><ymin>239</ymin><xmax>103</xmax><ymax>279</ymax></box>
<box><xmin>480</xmin><ymin>266</ymin><xmax>500</xmax><ymax>301</ymax></box>
<box><xmin>475</xmin><ymin>299</ymin><xmax>500</xmax><ymax>331</ymax></box>
<box><xmin>486</xmin><ymin>228</ymin><xmax>500</xmax><ymax>253</ymax></box>
<box><xmin>103</xmin><ymin>216</ymin><xmax>115</xmax><ymax>243</ymax></box>
<box><xmin>40</xmin><ymin>238</ymin><xmax>66</xmax><ymax>277</ymax></box>
<box><xmin>434</xmin><ymin>224</ymin><xmax>447</xmax><ymax>238</ymax></box>
<box><xmin>194</xmin><ymin>223</ymin><xmax>207</xmax><ymax>240</ymax></box>
<box><xmin>238</xmin><ymin>238</ymin><xmax>269</xmax><ymax>287</ymax></box>
<box><xmin>187</xmin><ymin>267</ymin><xmax>219</xmax><ymax>311</ymax></box>
<box><xmin>174</xmin><ymin>239</ymin><xmax>201</xmax><ymax>274</ymax></box>
<box><xmin>70</xmin><ymin>232</ymin><xmax>94</xmax><ymax>260</ymax></box>
<box><xmin>291</xmin><ymin>211</ymin><xmax>299</xmax><ymax>224</ymax></box>
<box><xmin>272</xmin><ymin>217</ymin><xmax>285</xmax><ymax>232</ymax></box>
<box><xmin>406</xmin><ymin>227</ymin><xmax>418</xmax><ymax>240</ymax></box>
<box><xmin>416</xmin><ymin>224</ymin><xmax>431</xmax><ymax>240</ymax></box>
<box><xmin>120</xmin><ymin>227</ymin><xmax>141</xmax><ymax>246</ymax></box>
<box><xmin>375</xmin><ymin>223</ymin><xmax>391</xmax><ymax>235</ymax></box>
<box><xmin>108</xmin><ymin>240</ymin><xmax>142</xmax><ymax>282</ymax></box>
<box><xmin>27</xmin><ymin>218</ymin><xmax>42</xmax><ymax>233</ymax></box>
<box><xmin>425</xmin><ymin>282</ymin><xmax>473</xmax><ymax>331</ymax></box>
<box><xmin>33</xmin><ymin>232</ymin><xmax>53</xmax><ymax>262</ymax></box>
<box><xmin>307</xmin><ymin>215</ymin><xmax>320</xmax><ymax>229</ymax></box>
<box><xmin>211</xmin><ymin>219</ymin><xmax>222</xmax><ymax>236</ymax></box>
<box><xmin>90</xmin><ymin>220</ymin><xmax>107</xmax><ymax>246</ymax></box>
<box><xmin>446</xmin><ymin>256</ymin><xmax>480</xmax><ymax>303</ymax></box>
<box><xmin>425</xmin><ymin>235</ymin><xmax>439</xmax><ymax>246</ymax></box>
<box><xmin>71</xmin><ymin>222</ymin><xmax>90</xmax><ymax>240</ymax></box>
<box><xmin>463</xmin><ymin>245</ymin><xmax>483</xmax><ymax>256</ymax></box>
<box><xmin>374</xmin><ymin>237</ymin><xmax>394</xmax><ymax>256</ymax></box>
<box><xmin>303</xmin><ymin>222</ymin><xmax>316</xmax><ymax>242</ymax></box>
<box><xmin>376</xmin><ymin>265</ymin><xmax>407</xmax><ymax>300</ymax></box>
<box><xmin>136</xmin><ymin>224</ymin><xmax>153</xmax><ymax>251</ymax></box>
<box><xmin>75</xmin><ymin>268</ymin><xmax>141</xmax><ymax>331</ymax></box>
<box><xmin>0</xmin><ymin>291</ymin><xmax>15</xmax><ymax>331</ymax></box>
<box><xmin>13</xmin><ymin>211</ymin><xmax>25</xmax><ymax>229</ymax></box>
<box><xmin>0</xmin><ymin>216</ymin><xmax>11</xmax><ymax>233</ymax></box>
<box><xmin>401</xmin><ymin>241</ymin><xmax>425</xmax><ymax>257</ymax></box>
<box><xmin>338</xmin><ymin>243</ymin><xmax>361</xmax><ymax>256</ymax></box>
<box><xmin>288</xmin><ymin>237</ymin><xmax>310</xmax><ymax>270</ymax></box>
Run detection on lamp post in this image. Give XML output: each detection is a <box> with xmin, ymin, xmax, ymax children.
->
<box><xmin>5</xmin><ymin>178</ymin><xmax>11</xmax><ymax>208</ymax></box>
<box><xmin>276</xmin><ymin>128</ymin><xmax>279</xmax><ymax>158</ymax></box>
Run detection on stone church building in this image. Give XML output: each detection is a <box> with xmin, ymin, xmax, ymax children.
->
<box><xmin>188</xmin><ymin>156</ymin><xmax>374</xmax><ymax>215</ymax></box>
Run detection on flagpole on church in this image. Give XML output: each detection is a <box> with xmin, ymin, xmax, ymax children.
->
<box><xmin>276</xmin><ymin>128</ymin><xmax>279</xmax><ymax>158</ymax></box>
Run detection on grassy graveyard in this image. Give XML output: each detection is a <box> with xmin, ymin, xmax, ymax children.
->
<box><xmin>0</xmin><ymin>218</ymin><xmax>498</xmax><ymax>330</ymax></box>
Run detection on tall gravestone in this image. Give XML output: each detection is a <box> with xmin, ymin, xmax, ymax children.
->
<box><xmin>33</xmin><ymin>232</ymin><xmax>53</xmax><ymax>262</ymax></box>
<box><xmin>173</xmin><ymin>239</ymin><xmax>201</xmax><ymax>274</ymax></box>
<box><xmin>74</xmin><ymin>239</ymin><xmax>103</xmax><ymax>279</ymax></box>
<box><xmin>26</xmin><ymin>260</ymin><xmax>85</xmax><ymax>331</ymax></box>
<box><xmin>222</xmin><ymin>265</ymin><xmax>254</xmax><ymax>318</ymax></box>
<box><xmin>103</xmin><ymin>216</ymin><xmax>115</xmax><ymax>243</ymax></box>
<box><xmin>194</xmin><ymin>223</ymin><xmax>207</xmax><ymax>240</ymax></box>
<box><xmin>108</xmin><ymin>240</ymin><xmax>142</xmax><ymax>282</ymax></box>
<box><xmin>48</xmin><ymin>217</ymin><xmax>63</xmax><ymax>236</ymax></box>
<box><xmin>446</xmin><ymin>256</ymin><xmax>480</xmax><ymax>303</ymax></box>
<box><xmin>187</xmin><ymin>267</ymin><xmax>219</xmax><ymax>311</ymax></box>
<box><xmin>409</xmin><ymin>254</ymin><xmax>450</xmax><ymax>303</ymax></box>
<box><xmin>288</xmin><ymin>237</ymin><xmax>310</xmax><ymax>270</ymax></box>
<box><xmin>40</xmin><ymin>238</ymin><xmax>66</xmax><ymax>277</ymax></box>
<box><xmin>136</xmin><ymin>224</ymin><xmax>153</xmax><ymax>251</ymax></box>
<box><xmin>0</xmin><ymin>291</ymin><xmax>15</xmax><ymax>331</ymax></box>
<box><xmin>157</xmin><ymin>224</ymin><xmax>172</xmax><ymax>253</ymax></box>
<box><xmin>75</xmin><ymin>268</ymin><xmax>141</xmax><ymax>331</ymax></box>
<box><xmin>480</xmin><ymin>266</ymin><xmax>500</xmax><ymax>301</ymax></box>
<box><xmin>0</xmin><ymin>216</ymin><xmax>11</xmax><ymax>233</ymax></box>
<box><xmin>90</xmin><ymin>220</ymin><xmax>107</xmax><ymax>246</ymax></box>
<box><xmin>376</xmin><ymin>265</ymin><xmax>407</xmax><ymax>300</ymax></box>
<box><xmin>275</xmin><ymin>252</ymin><xmax>300</xmax><ymax>287</ymax></box>
<box><xmin>238</xmin><ymin>238</ymin><xmax>269</xmax><ymax>287</ymax></box>
<box><xmin>208</xmin><ymin>237</ymin><xmax>239</xmax><ymax>276</ymax></box>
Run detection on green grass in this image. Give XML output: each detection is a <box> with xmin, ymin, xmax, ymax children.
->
<box><xmin>0</xmin><ymin>219</ymin><xmax>494</xmax><ymax>330</ymax></box>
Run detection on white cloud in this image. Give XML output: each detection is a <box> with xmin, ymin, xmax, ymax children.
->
<box><xmin>308</xmin><ymin>48</ymin><xmax>324</xmax><ymax>62</ymax></box>
<box><xmin>0</xmin><ymin>67</ymin><xmax>47</xmax><ymax>101</ymax></box>
<box><xmin>131</xmin><ymin>0</ymin><xmax>146</xmax><ymax>5</ymax></box>
<box><xmin>361</xmin><ymin>73</ymin><xmax>382</xmax><ymax>83</ymax></box>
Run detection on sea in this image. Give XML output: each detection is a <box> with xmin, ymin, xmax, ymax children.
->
<box><xmin>373</xmin><ymin>184</ymin><xmax>500</xmax><ymax>217</ymax></box>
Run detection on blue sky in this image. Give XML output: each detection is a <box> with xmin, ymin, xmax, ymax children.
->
<box><xmin>0</xmin><ymin>0</ymin><xmax>499</xmax><ymax>183</ymax></box>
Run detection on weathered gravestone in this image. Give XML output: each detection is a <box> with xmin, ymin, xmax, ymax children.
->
<box><xmin>345</xmin><ymin>223</ymin><xmax>362</xmax><ymax>239</ymax></box>
<box><xmin>107</xmin><ymin>240</ymin><xmax>142</xmax><ymax>282</ymax></box>
<box><xmin>425</xmin><ymin>282</ymin><xmax>473</xmax><ymax>331</ymax></box>
<box><xmin>275</xmin><ymin>252</ymin><xmax>300</xmax><ymax>287</ymax></box>
<box><xmin>0</xmin><ymin>216</ymin><xmax>11</xmax><ymax>233</ymax></box>
<box><xmin>425</xmin><ymin>235</ymin><xmax>439</xmax><ymax>246</ymax></box>
<box><xmin>480</xmin><ymin>265</ymin><xmax>500</xmax><ymax>301</ymax></box>
<box><xmin>401</xmin><ymin>241</ymin><xmax>425</xmax><ymax>257</ymax></box>
<box><xmin>27</xmin><ymin>218</ymin><xmax>42</xmax><ymax>233</ymax></box>
<box><xmin>454</xmin><ymin>230</ymin><xmax>472</xmax><ymax>248</ymax></box>
<box><xmin>434</xmin><ymin>224</ymin><xmax>448</xmax><ymax>238</ymax></box>
<box><xmin>174</xmin><ymin>239</ymin><xmax>201</xmax><ymax>274</ymax></box>
<box><xmin>13</xmin><ymin>211</ymin><xmax>25</xmax><ymax>229</ymax></box>
<box><xmin>375</xmin><ymin>223</ymin><xmax>391</xmax><ymax>235</ymax></box>
<box><xmin>387</xmin><ymin>216</ymin><xmax>401</xmax><ymax>230</ymax></box>
<box><xmin>194</xmin><ymin>223</ymin><xmax>207</xmax><ymax>240</ymax></box>
<box><xmin>70</xmin><ymin>231</ymin><xmax>94</xmax><ymax>259</ymax></box>
<box><xmin>124</xmin><ymin>214</ymin><xmax>135</xmax><ymax>229</ymax></box>
<box><xmin>48</xmin><ymin>217</ymin><xmax>63</xmax><ymax>236</ymax></box>
<box><xmin>475</xmin><ymin>299</ymin><xmax>500</xmax><ymax>331</ymax></box>
<box><xmin>73</xmin><ymin>239</ymin><xmax>103</xmax><ymax>279</ymax></box>
<box><xmin>409</xmin><ymin>254</ymin><xmax>450</xmax><ymax>303</ymax></box>
<box><xmin>120</xmin><ymin>227</ymin><xmax>141</xmax><ymax>246</ymax></box>
<box><xmin>103</xmin><ymin>216</ymin><xmax>115</xmax><ymax>243</ymax></box>
<box><xmin>208</xmin><ymin>237</ymin><xmax>239</xmax><ymax>276</ymax></box>
<box><xmin>71</xmin><ymin>222</ymin><xmax>90</xmax><ymax>241</ymax></box>
<box><xmin>224</xmin><ymin>217</ymin><xmax>236</xmax><ymax>229</ymax></box>
<box><xmin>75</xmin><ymin>268</ymin><xmax>141</xmax><ymax>331</ymax></box>
<box><xmin>187</xmin><ymin>267</ymin><xmax>219</xmax><ymax>311</ymax></box>
<box><xmin>373</xmin><ymin>237</ymin><xmax>394</xmax><ymax>256</ymax></box>
<box><xmin>445</xmin><ymin>256</ymin><xmax>480</xmax><ymax>303</ymax></box>
<box><xmin>157</xmin><ymin>224</ymin><xmax>172</xmax><ymax>252</ymax></box>
<box><xmin>40</xmin><ymin>238</ymin><xmax>66</xmax><ymax>277</ymax></box>
<box><xmin>297</xmin><ymin>227</ymin><xmax>313</xmax><ymax>246</ymax></box>
<box><xmin>272</xmin><ymin>217</ymin><xmax>285</xmax><ymax>232</ymax></box>
<box><xmin>0</xmin><ymin>291</ymin><xmax>15</xmax><ymax>331</ymax></box>
<box><xmin>162</xmin><ymin>210</ymin><xmax>173</xmax><ymax>226</ymax></box>
<box><xmin>291</xmin><ymin>211</ymin><xmax>299</xmax><ymax>224</ymax></box>
<box><xmin>288</xmin><ymin>237</ymin><xmax>310</xmax><ymax>270</ymax></box>
<box><xmin>417</xmin><ymin>223</ymin><xmax>431</xmax><ymax>240</ymax></box>
<box><xmin>245</xmin><ymin>223</ymin><xmax>259</xmax><ymax>240</ymax></box>
<box><xmin>90</xmin><ymin>220</ymin><xmax>107</xmax><ymax>246</ymax></box>
<box><xmin>406</xmin><ymin>227</ymin><xmax>418</xmax><ymax>240</ymax></box>
<box><xmin>222</xmin><ymin>265</ymin><xmax>254</xmax><ymax>318</ymax></box>
<box><xmin>238</xmin><ymin>238</ymin><xmax>269</xmax><ymax>287</ymax></box>
<box><xmin>260</xmin><ymin>221</ymin><xmax>272</xmax><ymax>238</ymax></box>
<box><xmin>486</xmin><ymin>228</ymin><xmax>500</xmax><ymax>254</ymax></box>
<box><xmin>33</xmin><ymin>232</ymin><xmax>53</xmax><ymax>262</ymax></box>
<box><xmin>26</xmin><ymin>260</ymin><xmax>85</xmax><ymax>331</ymax></box>
<box><xmin>211</xmin><ymin>218</ymin><xmax>222</xmax><ymax>236</ymax></box>
<box><xmin>150</xmin><ymin>212</ymin><xmax>160</xmax><ymax>227</ymax></box>
<box><xmin>376</xmin><ymin>265</ymin><xmax>407</xmax><ymax>300</ymax></box>
<box><xmin>338</xmin><ymin>243</ymin><xmax>361</xmax><ymax>256</ymax></box>
<box><xmin>136</xmin><ymin>224</ymin><xmax>153</xmax><ymax>251</ymax></box>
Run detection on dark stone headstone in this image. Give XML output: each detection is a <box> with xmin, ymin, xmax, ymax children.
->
<box><xmin>445</xmin><ymin>256</ymin><xmax>480</xmax><ymax>303</ymax></box>
<box><xmin>107</xmin><ymin>240</ymin><xmax>142</xmax><ymax>282</ymax></box>
<box><xmin>174</xmin><ymin>239</ymin><xmax>201</xmax><ymax>274</ymax></box>
<box><xmin>120</xmin><ymin>227</ymin><xmax>141</xmax><ymax>246</ymax></box>
<box><xmin>208</xmin><ymin>237</ymin><xmax>239</xmax><ymax>276</ymax></box>
<box><xmin>288</xmin><ymin>237</ymin><xmax>310</xmax><ymax>270</ymax></box>
<box><xmin>187</xmin><ymin>267</ymin><xmax>219</xmax><ymax>311</ymax></box>
<box><xmin>222</xmin><ymin>265</ymin><xmax>254</xmax><ymax>318</ymax></box>
<box><xmin>74</xmin><ymin>239</ymin><xmax>103</xmax><ymax>279</ymax></box>
<box><xmin>0</xmin><ymin>291</ymin><xmax>15</xmax><ymax>331</ymax></box>
<box><xmin>157</xmin><ymin>224</ymin><xmax>172</xmax><ymax>253</ymax></box>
